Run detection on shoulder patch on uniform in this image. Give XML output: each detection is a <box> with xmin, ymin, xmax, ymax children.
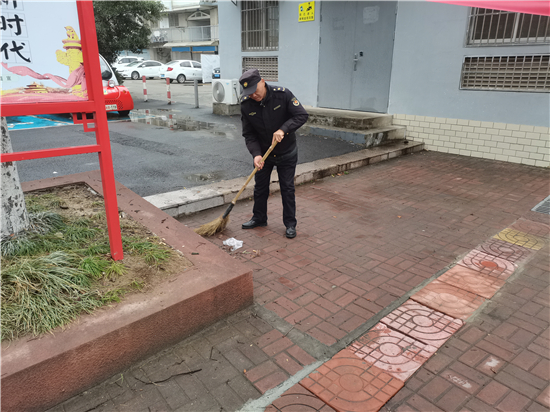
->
<box><xmin>292</xmin><ymin>97</ymin><xmax>300</xmax><ymax>106</ymax></box>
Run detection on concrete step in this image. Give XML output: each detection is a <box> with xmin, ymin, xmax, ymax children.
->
<box><xmin>145</xmin><ymin>140</ymin><xmax>424</xmax><ymax>219</ymax></box>
<box><xmin>305</xmin><ymin>106</ymin><xmax>393</xmax><ymax>130</ymax></box>
<box><xmin>302</xmin><ymin>124</ymin><xmax>406</xmax><ymax>148</ymax></box>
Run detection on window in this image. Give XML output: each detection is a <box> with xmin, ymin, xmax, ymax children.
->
<box><xmin>460</xmin><ymin>55</ymin><xmax>550</xmax><ymax>92</ymax></box>
<box><xmin>193</xmin><ymin>62</ymin><xmax>202</xmax><ymax>68</ymax></box>
<box><xmin>243</xmin><ymin>57</ymin><xmax>278</xmax><ymax>81</ymax></box>
<box><xmin>169</xmin><ymin>13</ymin><xmax>179</xmax><ymax>27</ymax></box>
<box><xmin>181</xmin><ymin>61</ymin><xmax>191</xmax><ymax>67</ymax></box>
<box><xmin>467</xmin><ymin>8</ymin><xmax>550</xmax><ymax>46</ymax></box>
<box><xmin>241</xmin><ymin>1</ymin><xmax>279</xmax><ymax>51</ymax></box>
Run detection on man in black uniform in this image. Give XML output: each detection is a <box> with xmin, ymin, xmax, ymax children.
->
<box><xmin>239</xmin><ymin>68</ymin><xmax>309</xmax><ymax>239</ymax></box>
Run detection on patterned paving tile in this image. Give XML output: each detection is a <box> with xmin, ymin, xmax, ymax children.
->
<box><xmin>265</xmin><ymin>383</ymin><xmax>336</xmax><ymax>412</ymax></box>
<box><xmin>457</xmin><ymin>249</ymin><xmax>517</xmax><ymax>281</ymax></box>
<box><xmin>380</xmin><ymin>300</ymin><xmax>463</xmax><ymax>349</ymax></box>
<box><xmin>349</xmin><ymin>322</ymin><xmax>437</xmax><ymax>382</ymax></box>
<box><xmin>300</xmin><ymin>348</ymin><xmax>404</xmax><ymax>412</ymax></box>
<box><xmin>493</xmin><ymin>228</ymin><xmax>547</xmax><ymax>250</ymax></box>
<box><xmin>437</xmin><ymin>265</ymin><xmax>505</xmax><ymax>299</ymax></box>
<box><xmin>476</xmin><ymin>238</ymin><xmax>534</xmax><ymax>264</ymax></box>
<box><xmin>508</xmin><ymin>218</ymin><xmax>550</xmax><ymax>238</ymax></box>
<box><xmin>411</xmin><ymin>280</ymin><xmax>485</xmax><ymax>320</ymax></box>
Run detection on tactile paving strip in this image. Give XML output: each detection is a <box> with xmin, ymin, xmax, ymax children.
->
<box><xmin>411</xmin><ymin>280</ymin><xmax>485</xmax><ymax>320</ymax></box>
<box><xmin>381</xmin><ymin>300</ymin><xmax>463</xmax><ymax>349</ymax></box>
<box><xmin>509</xmin><ymin>218</ymin><xmax>550</xmax><ymax>238</ymax></box>
<box><xmin>493</xmin><ymin>228</ymin><xmax>547</xmax><ymax>250</ymax></box>
<box><xmin>349</xmin><ymin>322</ymin><xmax>437</xmax><ymax>382</ymax></box>
<box><xmin>437</xmin><ymin>265</ymin><xmax>505</xmax><ymax>299</ymax></box>
<box><xmin>457</xmin><ymin>249</ymin><xmax>517</xmax><ymax>281</ymax></box>
<box><xmin>265</xmin><ymin>383</ymin><xmax>336</xmax><ymax>412</ymax></box>
<box><xmin>476</xmin><ymin>238</ymin><xmax>534</xmax><ymax>264</ymax></box>
<box><xmin>300</xmin><ymin>348</ymin><xmax>404</xmax><ymax>412</ymax></box>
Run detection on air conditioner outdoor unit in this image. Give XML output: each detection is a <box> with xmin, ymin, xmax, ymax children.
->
<box><xmin>212</xmin><ymin>79</ymin><xmax>240</xmax><ymax>105</ymax></box>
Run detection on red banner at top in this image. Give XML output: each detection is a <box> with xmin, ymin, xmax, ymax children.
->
<box><xmin>428</xmin><ymin>0</ymin><xmax>550</xmax><ymax>16</ymax></box>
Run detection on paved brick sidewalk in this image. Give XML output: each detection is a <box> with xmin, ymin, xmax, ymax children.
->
<box><xmin>49</xmin><ymin>151</ymin><xmax>549</xmax><ymax>412</ymax></box>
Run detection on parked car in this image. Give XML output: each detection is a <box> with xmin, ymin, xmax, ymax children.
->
<box><xmin>118</xmin><ymin>60</ymin><xmax>165</xmax><ymax>80</ymax></box>
<box><xmin>112</xmin><ymin>56</ymin><xmax>144</xmax><ymax>71</ymax></box>
<box><xmin>99</xmin><ymin>55</ymin><xmax>134</xmax><ymax>116</ymax></box>
<box><xmin>212</xmin><ymin>67</ymin><xmax>220</xmax><ymax>79</ymax></box>
<box><xmin>161</xmin><ymin>60</ymin><xmax>202</xmax><ymax>83</ymax></box>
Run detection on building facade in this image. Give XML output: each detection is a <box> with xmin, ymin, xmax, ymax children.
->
<box><xmin>149</xmin><ymin>0</ymin><xmax>219</xmax><ymax>63</ymax></box>
<box><xmin>218</xmin><ymin>1</ymin><xmax>549</xmax><ymax>167</ymax></box>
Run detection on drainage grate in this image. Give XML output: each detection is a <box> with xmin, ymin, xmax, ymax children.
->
<box><xmin>532</xmin><ymin>195</ymin><xmax>550</xmax><ymax>214</ymax></box>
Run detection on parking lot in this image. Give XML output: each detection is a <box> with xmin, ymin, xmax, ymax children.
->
<box><xmin>122</xmin><ymin>77</ymin><xmax>215</xmax><ymax>108</ymax></box>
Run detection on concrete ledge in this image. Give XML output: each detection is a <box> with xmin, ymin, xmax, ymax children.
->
<box><xmin>213</xmin><ymin>102</ymin><xmax>240</xmax><ymax>116</ymax></box>
<box><xmin>302</xmin><ymin>125</ymin><xmax>406</xmax><ymax>146</ymax></box>
<box><xmin>145</xmin><ymin>140</ymin><xmax>424</xmax><ymax>218</ymax></box>
<box><xmin>1</xmin><ymin>171</ymin><xmax>253</xmax><ymax>412</ymax></box>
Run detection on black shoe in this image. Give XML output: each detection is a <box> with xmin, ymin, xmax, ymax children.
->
<box><xmin>242</xmin><ymin>219</ymin><xmax>267</xmax><ymax>229</ymax></box>
<box><xmin>285</xmin><ymin>227</ymin><xmax>296</xmax><ymax>239</ymax></box>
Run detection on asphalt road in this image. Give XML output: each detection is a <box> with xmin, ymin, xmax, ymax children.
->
<box><xmin>9</xmin><ymin>79</ymin><xmax>364</xmax><ymax>197</ymax></box>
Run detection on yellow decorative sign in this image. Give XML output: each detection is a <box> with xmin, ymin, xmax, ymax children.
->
<box><xmin>299</xmin><ymin>1</ymin><xmax>315</xmax><ymax>22</ymax></box>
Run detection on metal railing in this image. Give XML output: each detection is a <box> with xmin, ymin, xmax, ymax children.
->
<box><xmin>150</xmin><ymin>25</ymin><xmax>219</xmax><ymax>43</ymax></box>
<box><xmin>467</xmin><ymin>8</ymin><xmax>550</xmax><ymax>46</ymax></box>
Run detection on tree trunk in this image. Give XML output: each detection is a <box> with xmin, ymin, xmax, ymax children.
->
<box><xmin>1</xmin><ymin>117</ymin><xmax>30</xmax><ymax>239</ymax></box>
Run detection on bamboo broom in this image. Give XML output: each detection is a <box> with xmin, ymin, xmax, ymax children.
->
<box><xmin>195</xmin><ymin>141</ymin><xmax>278</xmax><ymax>237</ymax></box>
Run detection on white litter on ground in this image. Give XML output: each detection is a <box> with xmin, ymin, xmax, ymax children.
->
<box><xmin>223</xmin><ymin>237</ymin><xmax>243</xmax><ymax>251</ymax></box>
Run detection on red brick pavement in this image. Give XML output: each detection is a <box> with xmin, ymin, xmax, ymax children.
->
<box><xmin>180</xmin><ymin>152</ymin><xmax>549</xmax><ymax>410</ymax></box>
<box><xmin>51</xmin><ymin>152</ymin><xmax>549</xmax><ymax>412</ymax></box>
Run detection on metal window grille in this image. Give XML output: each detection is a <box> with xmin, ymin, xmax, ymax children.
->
<box><xmin>460</xmin><ymin>55</ymin><xmax>550</xmax><ymax>92</ymax></box>
<box><xmin>241</xmin><ymin>1</ymin><xmax>279</xmax><ymax>51</ymax></box>
<box><xmin>242</xmin><ymin>57</ymin><xmax>278</xmax><ymax>81</ymax></box>
<box><xmin>467</xmin><ymin>8</ymin><xmax>550</xmax><ymax>46</ymax></box>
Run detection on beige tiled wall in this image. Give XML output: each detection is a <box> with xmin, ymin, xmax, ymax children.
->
<box><xmin>393</xmin><ymin>115</ymin><xmax>550</xmax><ymax>168</ymax></box>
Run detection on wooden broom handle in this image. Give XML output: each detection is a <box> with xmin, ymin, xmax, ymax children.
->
<box><xmin>230</xmin><ymin>141</ymin><xmax>278</xmax><ymax>205</ymax></box>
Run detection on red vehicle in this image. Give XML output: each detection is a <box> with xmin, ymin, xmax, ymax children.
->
<box><xmin>100</xmin><ymin>54</ymin><xmax>134</xmax><ymax>117</ymax></box>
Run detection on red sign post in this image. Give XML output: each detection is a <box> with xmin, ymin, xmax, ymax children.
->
<box><xmin>0</xmin><ymin>1</ymin><xmax>123</xmax><ymax>260</ymax></box>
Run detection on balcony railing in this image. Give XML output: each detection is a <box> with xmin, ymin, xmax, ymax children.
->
<box><xmin>150</xmin><ymin>25</ymin><xmax>219</xmax><ymax>43</ymax></box>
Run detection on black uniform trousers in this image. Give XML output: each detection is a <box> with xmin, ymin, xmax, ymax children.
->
<box><xmin>252</xmin><ymin>147</ymin><xmax>298</xmax><ymax>228</ymax></box>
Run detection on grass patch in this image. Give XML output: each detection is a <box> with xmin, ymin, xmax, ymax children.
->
<box><xmin>1</xmin><ymin>251</ymin><xmax>103</xmax><ymax>341</ymax></box>
<box><xmin>1</xmin><ymin>185</ymin><xmax>193</xmax><ymax>341</ymax></box>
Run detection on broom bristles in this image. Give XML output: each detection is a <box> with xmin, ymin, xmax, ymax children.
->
<box><xmin>194</xmin><ymin>215</ymin><xmax>229</xmax><ymax>237</ymax></box>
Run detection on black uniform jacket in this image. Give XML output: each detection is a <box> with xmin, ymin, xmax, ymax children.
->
<box><xmin>241</xmin><ymin>83</ymin><xmax>309</xmax><ymax>158</ymax></box>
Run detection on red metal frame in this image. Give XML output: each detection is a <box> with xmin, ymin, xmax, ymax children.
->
<box><xmin>0</xmin><ymin>1</ymin><xmax>123</xmax><ymax>260</ymax></box>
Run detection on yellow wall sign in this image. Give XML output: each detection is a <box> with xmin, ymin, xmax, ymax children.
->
<box><xmin>299</xmin><ymin>1</ymin><xmax>315</xmax><ymax>22</ymax></box>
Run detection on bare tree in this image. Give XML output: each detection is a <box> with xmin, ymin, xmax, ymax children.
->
<box><xmin>1</xmin><ymin>117</ymin><xmax>30</xmax><ymax>239</ymax></box>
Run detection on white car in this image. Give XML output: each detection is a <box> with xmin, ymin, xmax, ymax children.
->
<box><xmin>112</xmin><ymin>56</ymin><xmax>144</xmax><ymax>71</ymax></box>
<box><xmin>161</xmin><ymin>60</ymin><xmax>203</xmax><ymax>83</ymax></box>
<box><xmin>118</xmin><ymin>60</ymin><xmax>165</xmax><ymax>80</ymax></box>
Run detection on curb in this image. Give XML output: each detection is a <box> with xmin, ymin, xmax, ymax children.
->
<box><xmin>145</xmin><ymin>140</ymin><xmax>424</xmax><ymax>218</ymax></box>
<box><xmin>4</xmin><ymin>172</ymin><xmax>253</xmax><ymax>411</ymax></box>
